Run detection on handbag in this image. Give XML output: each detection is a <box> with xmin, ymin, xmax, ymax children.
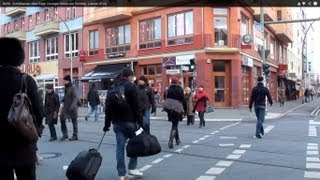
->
<box><xmin>7</xmin><ymin>74</ymin><xmax>39</xmax><ymax>143</ymax></box>
<box><xmin>206</xmin><ymin>104</ymin><xmax>215</xmax><ymax>113</ymax></box>
<box><xmin>163</xmin><ymin>98</ymin><xmax>184</xmax><ymax>114</ymax></box>
<box><xmin>126</xmin><ymin>128</ymin><xmax>161</xmax><ymax>157</ymax></box>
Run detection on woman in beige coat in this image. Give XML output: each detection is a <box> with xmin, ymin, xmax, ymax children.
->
<box><xmin>184</xmin><ymin>87</ymin><xmax>195</xmax><ymax>125</ymax></box>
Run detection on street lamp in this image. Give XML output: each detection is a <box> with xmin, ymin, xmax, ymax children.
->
<box><xmin>45</xmin><ymin>7</ymin><xmax>73</xmax><ymax>82</ymax></box>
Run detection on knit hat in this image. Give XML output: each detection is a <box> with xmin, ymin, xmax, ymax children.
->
<box><xmin>63</xmin><ymin>75</ymin><xmax>71</xmax><ymax>81</ymax></box>
<box><xmin>121</xmin><ymin>68</ymin><xmax>134</xmax><ymax>78</ymax></box>
<box><xmin>0</xmin><ymin>37</ymin><xmax>25</xmax><ymax>66</ymax></box>
<box><xmin>139</xmin><ymin>75</ymin><xmax>147</xmax><ymax>83</ymax></box>
<box><xmin>257</xmin><ymin>76</ymin><xmax>264</xmax><ymax>82</ymax></box>
<box><xmin>171</xmin><ymin>77</ymin><xmax>179</xmax><ymax>84</ymax></box>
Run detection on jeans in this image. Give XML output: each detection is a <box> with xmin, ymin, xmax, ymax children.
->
<box><xmin>254</xmin><ymin>106</ymin><xmax>265</xmax><ymax>136</ymax></box>
<box><xmin>86</xmin><ymin>106</ymin><xmax>99</xmax><ymax>121</ymax></box>
<box><xmin>113</xmin><ymin>122</ymin><xmax>138</xmax><ymax>176</ymax></box>
<box><xmin>0</xmin><ymin>164</ymin><xmax>36</xmax><ymax>180</ymax></box>
<box><xmin>143</xmin><ymin>109</ymin><xmax>151</xmax><ymax>134</ymax></box>
<box><xmin>61</xmin><ymin>118</ymin><xmax>78</xmax><ymax>137</ymax></box>
<box><xmin>198</xmin><ymin>111</ymin><xmax>205</xmax><ymax>127</ymax></box>
<box><xmin>48</xmin><ymin>123</ymin><xmax>57</xmax><ymax>138</ymax></box>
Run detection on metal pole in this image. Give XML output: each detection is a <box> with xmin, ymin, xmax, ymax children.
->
<box><xmin>45</xmin><ymin>8</ymin><xmax>73</xmax><ymax>82</ymax></box>
<box><xmin>260</xmin><ymin>1</ymin><xmax>268</xmax><ymax>113</ymax></box>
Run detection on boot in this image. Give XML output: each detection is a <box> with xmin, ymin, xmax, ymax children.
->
<box><xmin>60</xmin><ymin>135</ymin><xmax>68</xmax><ymax>141</ymax></box>
<box><xmin>175</xmin><ymin>132</ymin><xmax>181</xmax><ymax>145</ymax></box>
<box><xmin>69</xmin><ymin>135</ymin><xmax>78</xmax><ymax>141</ymax></box>
<box><xmin>168</xmin><ymin>130</ymin><xmax>176</xmax><ymax>149</ymax></box>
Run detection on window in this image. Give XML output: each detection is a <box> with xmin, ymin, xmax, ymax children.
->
<box><xmin>106</xmin><ymin>24</ymin><xmax>131</xmax><ymax>54</ymax></box>
<box><xmin>45</xmin><ymin>9</ymin><xmax>50</xmax><ymax>22</ymax></box>
<box><xmin>64</xmin><ymin>32</ymin><xmax>79</xmax><ymax>57</ymax></box>
<box><xmin>28</xmin><ymin>15</ymin><xmax>32</xmax><ymax>30</ymax></box>
<box><xmin>277</xmin><ymin>10</ymin><xmax>282</xmax><ymax>21</ymax></box>
<box><xmin>46</xmin><ymin>37</ymin><xmax>58</xmax><ymax>61</ymax></box>
<box><xmin>21</xmin><ymin>17</ymin><xmax>25</xmax><ymax>30</ymax></box>
<box><xmin>167</xmin><ymin>11</ymin><xmax>193</xmax><ymax>45</ymax></box>
<box><xmin>89</xmin><ymin>30</ymin><xmax>99</xmax><ymax>55</ymax></box>
<box><xmin>142</xmin><ymin>65</ymin><xmax>162</xmax><ymax>75</ymax></box>
<box><xmin>72</xmin><ymin>7</ymin><xmax>76</xmax><ymax>19</ymax></box>
<box><xmin>139</xmin><ymin>17</ymin><xmax>161</xmax><ymax>49</ymax></box>
<box><xmin>36</xmin><ymin>12</ymin><xmax>40</xmax><ymax>24</ymax></box>
<box><xmin>54</xmin><ymin>7</ymin><xmax>58</xmax><ymax>21</ymax></box>
<box><xmin>66</xmin><ymin>7</ymin><xmax>71</xmax><ymax>20</ymax></box>
<box><xmin>14</xmin><ymin>20</ymin><xmax>19</xmax><ymax>31</ymax></box>
<box><xmin>270</xmin><ymin>38</ymin><xmax>275</xmax><ymax>59</ymax></box>
<box><xmin>240</xmin><ymin>13</ymin><xmax>250</xmax><ymax>36</ymax></box>
<box><xmin>3</xmin><ymin>24</ymin><xmax>7</xmax><ymax>34</ymax></box>
<box><xmin>29</xmin><ymin>41</ymin><xmax>40</xmax><ymax>63</ymax></box>
<box><xmin>214</xmin><ymin>8</ymin><xmax>228</xmax><ymax>46</ymax></box>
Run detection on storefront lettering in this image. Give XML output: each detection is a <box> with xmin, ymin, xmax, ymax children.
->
<box><xmin>19</xmin><ymin>64</ymin><xmax>41</xmax><ymax>75</ymax></box>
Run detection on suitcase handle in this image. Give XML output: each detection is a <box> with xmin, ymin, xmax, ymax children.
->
<box><xmin>97</xmin><ymin>131</ymin><xmax>107</xmax><ymax>151</ymax></box>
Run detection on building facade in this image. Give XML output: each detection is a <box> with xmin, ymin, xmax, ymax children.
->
<box><xmin>0</xmin><ymin>7</ymin><xmax>84</xmax><ymax>99</ymax></box>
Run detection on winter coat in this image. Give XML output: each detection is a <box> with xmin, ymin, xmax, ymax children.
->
<box><xmin>0</xmin><ymin>66</ymin><xmax>44</xmax><ymax>166</ymax></box>
<box><xmin>60</xmin><ymin>83</ymin><xmax>79</xmax><ymax>119</ymax></box>
<box><xmin>184</xmin><ymin>92</ymin><xmax>195</xmax><ymax>116</ymax></box>
<box><xmin>165</xmin><ymin>84</ymin><xmax>187</xmax><ymax>122</ymax></box>
<box><xmin>249</xmin><ymin>82</ymin><xmax>273</xmax><ymax>109</ymax></box>
<box><xmin>138</xmin><ymin>84</ymin><xmax>156</xmax><ymax>111</ymax></box>
<box><xmin>87</xmin><ymin>88</ymin><xmax>100</xmax><ymax>107</ymax></box>
<box><xmin>193</xmin><ymin>90</ymin><xmax>209</xmax><ymax>112</ymax></box>
<box><xmin>44</xmin><ymin>91</ymin><xmax>60</xmax><ymax>124</ymax></box>
<box><xmin>104</xmin><ymin>79</ymin><xmax>143</xmax><ymax>128</ymax></box>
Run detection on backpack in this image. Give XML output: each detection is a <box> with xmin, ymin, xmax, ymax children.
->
<box><xmin>107</xmin><ymin>83</ymin><xmax>127</xmax><ymax>108</ymax></box>
<box><xmin>7</xmin><ymin>74</ymin><xmax>39</xmax><ymax>143</ymax></box>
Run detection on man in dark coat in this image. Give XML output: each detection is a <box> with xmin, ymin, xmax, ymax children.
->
<box><xmin>44</xmin><ymin>84</ymin><xmax>60</xmax><ymax>141</ymax></box>
<box><xmin>137</xmin><ymin>75</ymin><xmax>156</xmax><ymax>134</ymax></box>
<box><xmin>103</xmin><ymin>68</ymin><xmax>144</xmax><ymax>179</ymax></box>
<box><xmin>249</xmin><ymin>76</ymin><xmax>273</xmax><ymax>139</ymax></box>
<box><xmin>164</xmin><ymin>77</ymin><xmax>187</xmax><ymax>149</ymax></box>
<box><xmin>0</xmin><ymin>37</ymin><xmax>44</xmax><ymax>180</ymax></box>
<box><xmin>85</xmin><ymin>83</ymin><xmax>100</xmax><ymax>122</ymax></box>
<box><xmin>60</xmin><ymin>75</ymin><xmax>80</xmax><ymax>141</ymax></box>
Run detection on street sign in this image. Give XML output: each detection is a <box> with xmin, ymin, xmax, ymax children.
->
<box><xmin>166</xmin><ymin>69</ymin><xmax>180</xmax><ymax>75</ymax></box>
<box><xmin>255</xmin><ymin>21</ymin><xmax>264</xmax><ymax>32</ymax></box>
<box><xmin>79</xmin><ymin>50</ymin><xmax>86</xmax><ymax>62</ymax></box>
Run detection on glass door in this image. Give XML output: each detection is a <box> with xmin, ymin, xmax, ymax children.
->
<box><xmin>214</xmin><ymin>76</ymin><xmax>226</xmax><ymax>106</ymax></box>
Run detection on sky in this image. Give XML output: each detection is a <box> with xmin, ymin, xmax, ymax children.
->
<box><xmin>305</xmin><ymin>7</ymin><xmax>320</xmax><ymax>76</ymax></box>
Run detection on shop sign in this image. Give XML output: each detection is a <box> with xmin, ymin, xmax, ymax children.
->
<box><xmin>241</xmin><ymin>56</ymin><xmax>253</xmax><ymax>67</ymax></box>
<box><xmin>163</xmin><ymin>56</ymin><xmax>176</xmax><ymax>67</ymax></box>
<box><xmin>19</xmin><ymin>64</ymin><xmax>41</xmax><ymax>76</ymax></box>
<box><xmin>107</xmin><ymin>53</ymin><xmax>125</xmax><ymax>58</ymax></box>
<box><xmin>166</xmin><ymin>69</ymin><xmax>180</xmax><ymax>75</ymax></box>
<box><xmin>175</xmin><ymin>55</ymin><xmax>194</xmax><ymax>65</ymax></box>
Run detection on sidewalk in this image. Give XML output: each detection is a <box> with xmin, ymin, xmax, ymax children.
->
<box><xmin>78</xmin><ymin>98</ymin><xmax>309</xmax><ymax>122</ymax></box>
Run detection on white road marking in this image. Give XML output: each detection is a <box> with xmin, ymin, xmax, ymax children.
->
<box><xmin>232</xmin><ymin>150</ymin><xmax>246</xmax><ymax>154</ymax></box>
<box><xmin>308</xmin><ymin>146</ymin><xmax>319</xmax><ymax>150</ymax></box>
<box><xmin>193</xmin><ymin>140</ymin><xmax>200</xmax><ymax>143</ymax></box>
<box><xmin>205</xmin><ymin>167</ymin><xmax>226</xmax><ymax>175</ymax></box>
<box><xmin>239</xmin><ymin>144</ymin><xmax>252</xmax><ymax>149</ymax></box>
<box><xmin>199</xmin><ymin>137</ymin><xmax>206</xmax><ymax>141</ymax></box>
<box><xmin>151</xmin><ymin>158</ymin><xmax>164</xmax><ymax>164</ymax></box>
<box><xmin>219</xmin><ymin>144</ymin><xmax>235</xmax><ymax>147</ymax></box>
<box><xmin>310</xmin><ymin>120</ymin><xmax>320</xmax><ymax>125</ymax></box>
<box><xmin>304</xmin><ymin>171</ymin><xmax>320</xmax><ymax>178</ymax></box>
<box><xmin>306</xmin><ymin>163</ymin><xmax>320</xmax><ymax>169</ymax></box>
<box><xmin>216</xmin><ymin>161</ymin><xmax>233</xmax><ymax>167</ymax></box>
<box><xmin>308</xmin><ymin>143</ymin><xmax>318</xmax><ymax>146</ymax></box>
<box><xmin>175</xmin><ymin>148</ymin><xmax>184</xmax><ymax>153</ymax></box>
<box><xmin>220</xmin><ymin>136</ymin><xmax>237</xmax><ymax>139</ymax></box>
<box><xmin>307</xmin><ymin>151</ymin><xmax>319</xmax><ymax>155</ymax></box>
<box><xmin>311</xmin><ymin>108</ymin><xmax>320</xmax><ymax>115</ymax></box>
<box><xmin>204</xmin><ymin>135</ymin><xmax>211</xmax><ymax>138</ymax></box>
<box><xmin>183</xmin><ymin>145</ymin><xmax>191</xmax><ymax>149</ymax></box>
<box><xmin>163</xmin><ymin>154</ymin><xmax>173</xmax><ymax>158</ymax></box>
<box><xmin>226</xmin><ymin>154</ymin><xmax>242</xmax><ymax>160</ymax></box>
<box><xmin>196</xmin><ymin>175</ymin><xmax>216</xmax><ymax>180</ymax></box>
<box><xmin>139</xmin><ymin>165</ymin><xmax>153</xmax><ymax>172</ymax></box>
<box><xmin>219</xmin><ymin>122</ymin><xmax>240</xmax><ymax>130</ymax></box>
<box><xmin>307</xmin><ymin>157</ymin><xmax>320</xmax><ymax>162</ymax></box>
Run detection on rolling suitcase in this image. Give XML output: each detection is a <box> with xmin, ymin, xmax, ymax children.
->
<box><xmin>66</xmin><ymin>132</ymin><xmax>106</xmax><ymax>180</ymax></box>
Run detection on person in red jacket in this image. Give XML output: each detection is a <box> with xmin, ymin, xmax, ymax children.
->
<box><xmin>193</xmin><ymin>85</ymin><xmax>209</xmax><ymax>128</ymax></box>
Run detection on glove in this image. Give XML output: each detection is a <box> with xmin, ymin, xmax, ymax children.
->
<box><xmin>151</xmin><ymin>107</ymin><xmax>156</xmax><ymax>114</ymax></box>
<box><xmin>103</xmin><ymin>126</ymin><xmax>110</xmax><ymax>132</ymax></box>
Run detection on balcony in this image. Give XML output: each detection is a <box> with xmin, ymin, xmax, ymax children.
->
<box><xmin>34</xmin><ymin>21</ymin><xmax>60</xmax><ymax>37</ymax></box>
<box><xmin>252</xmin><ymin>7</ymin><xmax>275</xmax><ymax>22</ymax></box>
<box><xmin>84</xmin><ymin>7</ymin><xmax>132</xmax><ymax>25</ymax></box>
<box><xmin>5</xmin><ymin>30</ymin><xmax>26</xmax><ymax>42</ymax></box>
<box><xmin>272</xmin><ymin>24</ymin><xmax>293</xmax><ymax>44</ymax></box>
<box><xmin>5</xmin><ymin>7</ymin><xmax>26</xmax><ymax>17</ymax></box>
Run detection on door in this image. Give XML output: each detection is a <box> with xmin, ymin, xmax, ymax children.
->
<box><xmin>212</xmin><ymin>60</ymin><xmax>229</xmax><ymax>107</ymax></box>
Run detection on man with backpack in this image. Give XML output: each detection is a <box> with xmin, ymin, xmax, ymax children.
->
<box><xmin>85</xmin><ymin>83</ymin><xmax>100</xmax><ymax>122</ymax></box>
<box><xmin>103</xmin><ymin>68</ymin><xmax>144</xmax><ymax>180</ymax></box>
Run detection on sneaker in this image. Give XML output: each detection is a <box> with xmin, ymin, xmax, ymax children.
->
<box><xmin>128</xmin><ymin>169</ymin><xmax>143</xmax><ymax>177</ymax></box>
<box><xmin>60</xmin><ymin>136</ymin><xmax>68</xmax><ymax>141</ymax></box>
<box><xmin>49</xmin><ymin>137</ymin><xmax>57</xmax><ymax>141</ymax></box>
<box><xmin>69</xmin><ymin>136</ymin><xmax>78</xmax><ymax>141</ymax></box>
<box><xmin>253</xmin><ymin>134</ymin><xmax>262</xmax><ymax>139</ymax></box>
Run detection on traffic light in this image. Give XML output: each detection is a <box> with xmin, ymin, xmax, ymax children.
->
<box><xmin>262</xmin><ymin>63</ymin><xmax>270</xmax><ymax>76</ymax></box>
<box><xmin>189</xmin><ymin>58</ymin><xmax>196</xmax><ymax>72</ymax></box>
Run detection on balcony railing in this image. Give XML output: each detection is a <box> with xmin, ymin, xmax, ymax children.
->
<box><xmin>5</xmin><ymin>7</ymin><xmax>26</xmax><ymax>17</ymax></box>
<box><xmin>84</xmin><ymin>7</ymin><xmax>132</xmax><ymax>24</ymax></box>
<box><xmin>5</xmin><ymin>29</ymin><xmax>26</xmax><ymax>41</ymax></box>
<box><xmin>34</xmin><ymin>21</ymin><xmax>60</xmax><ymax>37</ymax></box>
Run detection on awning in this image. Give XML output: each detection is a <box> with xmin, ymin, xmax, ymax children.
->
<box><xmin>79</xmin><ymin>63</ymin><xmax>131</xmax><ymax>82</ymax></box>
